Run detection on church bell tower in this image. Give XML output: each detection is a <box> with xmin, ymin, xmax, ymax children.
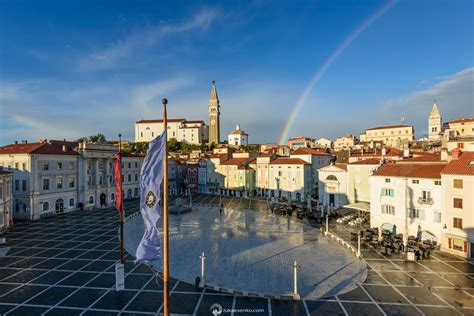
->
<box><xmin>208</xmin><ymin>81</ymin><xmax>220</xmax><ymax>144</ymax></box>
<box><xmin>428</xmin><ymin>101</ymin><xmax>442</xmax><ymax>141</ymax></box>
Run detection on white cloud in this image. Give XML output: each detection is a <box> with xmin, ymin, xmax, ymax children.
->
<box><xmin>79</xmin><ymin>9</ymin><xmax>220</xmax><ymax>71</ymax></box>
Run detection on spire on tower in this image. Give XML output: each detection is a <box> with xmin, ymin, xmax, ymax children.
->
<box><xmin>430</xmin><ymin>101</ymin><xmax>441</xmax><ymax>118</ymax></box>
<box><xmin>210</xmin><ymin>80</ymin><xmax>218</xmax><ymax>100</ymax></box>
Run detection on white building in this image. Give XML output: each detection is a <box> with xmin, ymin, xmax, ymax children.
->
<box><xmin>443</xmin><ymin>117</ymin><xmax>474</xmax><ymax>152</ymax></box>
<box><xmin>318</xmin><ymin>163</ymin><xmax>348</xmax><ymax>207</ymax></box>
<box><xmin>0</xmin><ymin>140</ymin><xmax>143</xmax><ymax>220</ymax></box>
<box><xmin>268</xmin><ymin>158</ymin><xmax>312</xmax><ymax>201</ymax></box>
<box><xmin>227</xmin><ymin>124</ymin><xmax>248</xmax><ymax>147</ymax></box>
<box><xmin>440</xmin><ymin>150</ymin><xmax>474</xmax><ymax>258</ymax></box>
<box><xmin>0</xmin><ymin>170</ymin><xmax>13</xmax><ymax>231</ymax></box>
<box><xmin>290</xmin><ymin>147</ymin><xmax>333</xmax><ymax>197</ymax></box>
<box><xmin>135</xmin><ymin>119</ymin><xmax>209</xmax><ymax>144</ymax></box>
<box><xmin>316</xmin><ymin>137</ymin><xmax>333</xmax><ymax>148</ymax></box>
<box><xmin>370</xmin><ymin>163</ymin><xmax>446</xmax><ymax>242</ymax></box>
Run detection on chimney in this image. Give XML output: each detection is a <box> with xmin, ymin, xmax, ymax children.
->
<box><xmin>13</xmin><ymin>140</ymin><xmax>18</xmax><ymax>144</ymax></box>
<box><xmin>452</xmin><ymin>148</ymin><xmax>462</xmax><ymax>160</ymax></box>
<box><xmin>382</xmin><ymin>147</ymin><xmax>387</xmax><ymax>157</ymax></box>
<box><xmin>62</xmin><ymin>145</ymin><xmax>67</xmax><ymax>152</ymax></box>
<box><xmin>403</xmin><ymin>144</ymin><xmax>410</xmax><ymax>158</ymax></box>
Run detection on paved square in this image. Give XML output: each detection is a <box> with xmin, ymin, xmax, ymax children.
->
<box><xmin>0</xmin><ymin>194</ymin><xmax>470</xmax><ymax>315</ymax></box>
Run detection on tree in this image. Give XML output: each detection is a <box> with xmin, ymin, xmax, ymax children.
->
<box><xmin>89</xmin><ymin>134</ymin><xmax>106</xmax><ymax>142</ymax></box>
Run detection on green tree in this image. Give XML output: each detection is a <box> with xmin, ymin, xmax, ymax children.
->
<box><xmin>89</xmin><ymin>134</ymin><xmax>106</xmax><ymax>142</ymax></box>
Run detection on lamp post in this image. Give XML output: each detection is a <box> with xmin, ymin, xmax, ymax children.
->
<box><xmin>293</xmin><ymin>261</ymin><xmax>300</xmax><ymax>300</ymax></box>
<box><xmin>199</xmin><ymin>252</ymin><xmax>206</xmax><ymax>287</ymax></box>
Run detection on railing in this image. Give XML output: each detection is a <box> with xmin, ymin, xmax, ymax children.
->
<box><xmin>417</xmin><ymin>197</ymin><xmax>434</xmax><ymax>205</ymax></box>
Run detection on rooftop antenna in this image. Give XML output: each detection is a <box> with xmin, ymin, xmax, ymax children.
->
<box><xmin>401</xmin><ymin>116</ymin><xmax>405</xmax><ymax>124</ymax></box>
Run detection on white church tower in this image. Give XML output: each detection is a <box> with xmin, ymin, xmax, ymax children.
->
<box><xmin>428</xmin><ymin>101</ymin><xmax>442</xmax><ymax>141</ymax></box>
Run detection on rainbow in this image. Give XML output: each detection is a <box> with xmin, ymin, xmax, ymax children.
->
<box><xmin>278</xmin><ymin>0</ymin><xmax>397</xmax><ymax>145</ymax></box>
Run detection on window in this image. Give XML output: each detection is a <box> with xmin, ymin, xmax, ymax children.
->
<box><xmin>128</xmin><ymin>174</ymin><xmax>131</xmax><ymax>182</ymax></box>
<box><xmin>89</xmin><ymin>196</ymin><xmax>94</xmax><ymax>204</ymax></box>
<box><xmin>43</xmin><ymin>163</ymin><xmax>49</xmax><ymax>171</ymax></box>
<box><xmin>57</xmin><ymin>162</ymin><xmax>62</xmax><ymax>170</ymax></box>
<box><xmin>69</xmin><ymin>198</ymin><xmax>75</xmax><ymax>207</ymax></box>
<box><xmin>278</xmin><ymin>171</ymin><xmax>282</xmax><ymax>176</ymax></box>
<box><xmin>128</xmin><ymin>163</ymin><xmax>131</xmax><ymax>168</ymax></box>
<box><xmin>43</xmin><ymin>179</ymin><xmax>50</xmax><ymax>190</ymax></box>
<box><xmin>452</xmin><ymin>238</ymin><xmax>465</xmax><ymax>252</ymax></box>
<box><xmin>434</xmin><ymin>180</ymin><xmax>441</xmax><ymax>186</ymax></box>
<box><xmin>433</xmin><ymin>212</ymin><xmax>441</xmax><ymax>223</ymax></box>
<box><xmin>421</xmin><ymin>190</ymin><xmax>431</xmax><ymax>202</ymax></box>
<box><xmin>453</xmin><ymin>179</ymin><xmax>463</xmax><ymax>188</ymax></box>
<box><xmin>135</xmin><ymin>174</ymin><xmax>138</xmax><ymax>181</ymax></box>
<box><xmin>22</xmin><ymin>162</ymin><xmax>26</xmax><ymax>170</ymax></box>
<box><xmin>22</xmin><ymin>180</ymin><xmax>26</xmax><ymax>191</ymax></box>
<box><xmin>453</xmin><ymin>198</ymin><xmax>463</xmax><ymax>209</ymax></box>
<box><xmin>381</xmin><ymin>188</ymin><xmax>394</xmax><ymax>197</ymax></box>
<box><xmin>381</xmin><ymin>205</ymin><xmax>395</xmax><ymax>215</ymax></box>
<box><xmin>7</xmin><ymin>164</ymin><xmax>11</xmax><ymax>170</ymax></box>
<box><xmin>111</xmin><ymin>193</ymin><xmax>115</xmax><ymax>201</ymax></box>
<box><xmin>385</xmin><ymin>178</ymin><xmax>390</xmax><ymax>183</ymax></box>
<box><xmin>457</xmin><ymin>143</ymin><xmax>464</xmax><ymax>149</ymax></box>
<box><xmin>408</xmin><ymin>208</ymin><xmax>424</xmax><ymax>219</ymax></box>
<box><xmin>15</xmin><ymin>162</ymin><xmax>19</xmax><ymax>169</ymax></box>
<box><xmin>412</xmin><ymin>179</ymin><xmax>419</xmax><ymax>184</ymax></box>
<box><xmin>141</xmin><ymin>132</ymin><xmax>143</xmax><ymax>137</ymax></box>
<box><xmin>453</xmin><ymin>217</ymin><xmax>463</xmax><ymax>229</ymax></box>
<box><xmin>69</xmin><ymin>177</ymin><xmax>75</xmax><ymax>188</ymax></box>
<box><xmin>69</xmin><ymin>162</ymin><xmax>74</xmax><ymax>170</ymax></box>
<box><xmin>135</xmin><ymin>162</ymin><xmax>138</xmax><ymax>168</ymax></box>
<box><xmin>42</xmin><ymin>201</ymin><xmax>49</xmax><ymax>211</ymax></box>
<box><xmin>14</xmin><ymin>180</ymin><xmax>19</xmax><ymax>191</ymax></box>
<box><xmin>57</xmin><ymin>177</ymin><xmax>63</xmax><ymax>189</ymax></box>
<box><xmin>0</xmin><ymin>187</ymin><xmax>2</xmax><ymax>199</ymax></box>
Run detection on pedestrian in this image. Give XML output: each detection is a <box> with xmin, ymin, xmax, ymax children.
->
<box><xmin>219</xmin><ymin>203</ymin><xmax>223</xmax><ymax>215</ymax></box>
<box><xmin>417</xmin><ymin>225</ymin><xmax>422</xmax><ymax>242</ymax></box>
<box><xmin>392</xmin><ymin>224</ymin><xmax>397</xmax><ymax>235</ymax></box>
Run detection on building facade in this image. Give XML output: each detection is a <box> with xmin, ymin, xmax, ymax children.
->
<box><xmin>370</xmin><ymin>163</ymin><xmax>446</xmax><ymax>242</ymax></box>
<box><xmin>360</xmin><ymin>125</ymin><xmax>414</xmax><ymax>148</ymax></box>
<box><xmin>0</xmin><ymin>171</ymin><xmax>13</xmax><ymax>231</ymax></box>
<box><xmin>334</xmin><ymin>134</ymin><xmax>357</xmax><ymax>150</ymax></box>
<box><xmin>135</xmin><ymin>119</ymin><xmax>209</xmax><ymax>144</ymax></box>
<box><xmin>318</xmin><ymin>164</ymin><xmax>348</xmax><ymax>208</ymax></box>
<box><xmin>209</xmin><ymin>81</ymin><xmax>221</xmax><ymax>144</ymax></box>
<box><xmin>440</xmin><ymin>150</ymin><xmax>474</xmax><ymax>258</ymax></box>
<box><xmin>0</xmin><ymin>140</ymin><xmax>143</xmax><ymax>220</ymax></box>
<box><xmin>228</xmin><ymin>124</ymin><xmax>248</xmax><ymax>147</ymax></box>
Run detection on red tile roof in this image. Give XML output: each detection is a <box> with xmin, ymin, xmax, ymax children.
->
<box><xmin>292</xmin><ymin>147</ymin><xmax>332</xmax><ymax>156</ymax></box>
<box><xmin>0</xmin><ymin>140</ymin><xmax>78</xmax><ymax>156</ymax></box>
<box><xmin>441</xmin><ymin>152</ymin><xmax>474</xmax><ymax>175</ymax></box>
<box><xmin>270</xmin><ymin>158</ymin><xmax>310</xmax><ymax>165</ymax></box>
<box><xmin>447</xmin><ymin>117</ymin><xmax>474</xmax><ymax>124</ymax></box>
<box><xmin>373</xmin><ymin>163</ymin><xmax>446</xmax><ymax>179</ymax></box>
<box><xmin>349</xmin><ymin>158</ymin><xmax>381</xmax><ymax>165</ymax></box>
<box><xmin>334</xmin><ymin>163</ymin><xmax>347</xmax><ymax>171</ymax></box>
<box><xmin>238</xmin><ymin>165</ymin><xmax>253</xmax><ymax>170</ymax></box>
<box><xmin>399</xmin><ymin>152</ymin><xmax>442</xmax><ymax>163</ymax></box>
<box><xmin>366</xmin><ymin>124</ymin><xmax>412</xmax><ymax>131</ymax></box>
<box><xmin>220</xmin><ymin>158</ymin><xmax>250</xmax><ymax>166</ymax></box>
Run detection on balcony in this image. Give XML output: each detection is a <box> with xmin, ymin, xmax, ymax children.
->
<box><xmin>418</xmin><ymin>197</ymin><xmax>434</xmax><ymax>205</ymax></box>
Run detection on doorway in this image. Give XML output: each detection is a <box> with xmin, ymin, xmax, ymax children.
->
<box><xmin>55</xmin><ymin>199</ymin><xmax>64</xmax><ymax>213</ymax></box>
<box><xmin>100</xmin><ymin>193</ymin><xmax>106</xmax><ymax>207</ymax></box>
<box><xmin>329</xmin><ymin>194</ymin><xmax>335</xmax><ymax>205</ymax></box>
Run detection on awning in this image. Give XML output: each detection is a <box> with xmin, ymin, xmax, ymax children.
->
<box><xmin>343</xmin><ymin>202</ymin><xmax>370</xmax><ymax>212</ymax></box>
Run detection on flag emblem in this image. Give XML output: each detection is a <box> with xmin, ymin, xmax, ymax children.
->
<box><xmin>145</xmin><ymin>191</ymin><xmax>157</xmax><ymax>208</ymax></box>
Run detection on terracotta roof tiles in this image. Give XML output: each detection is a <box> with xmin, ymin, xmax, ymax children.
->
<box><xmin>270</xmin><ymin>158</ymin><xmax>310</xmax><ymax>165</ymax></box>
<box><xmin>292</xmin><ymin>147</ymin><xmax>332</xmax><ymax>156</ymax></box>
<box><xmin>373</xmin><ymin>163</ymin><xmax>446</xmax><ymax>179</ymax></box>
<box><xmin>441</xmin><ymin>152</ymin><xmax>474</xmax><ymax>175</ymax></box>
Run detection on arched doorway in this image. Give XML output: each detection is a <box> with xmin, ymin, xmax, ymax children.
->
<box><xmin>100</xmin><ymin>193</ymin><xmax>106</xmax><ymax>207</ymax></box>
<box><xmin>55</xmin><ymin>199</ymin><xmax>64</xmax><ymax>213</ymax></box>
<box><xmin>127</xmin><ymin>189</ymin><xmax>132</xmax><ymax>199</ymax></box>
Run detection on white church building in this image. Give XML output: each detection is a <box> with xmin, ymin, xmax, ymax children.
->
<box><xmin>228</xmin><ymin>124</ymin><xmax>248</xmax><ymax>147</ymax></box>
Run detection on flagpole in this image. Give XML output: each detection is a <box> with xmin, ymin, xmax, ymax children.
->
<box><xmin>119</xmin><ymin>133</ymin><xmax>125</xmax><ymax>265</ymax></box>
<box><xmin>162</xmin><ymin>98</ymin><xmax>170</xmax><ymax>316</ymax></box>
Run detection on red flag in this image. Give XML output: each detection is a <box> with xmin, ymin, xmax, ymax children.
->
<box><xmin>114</xmin><ymin>152</ymin><xmax>123</xmax><ymax>213</ymax></box>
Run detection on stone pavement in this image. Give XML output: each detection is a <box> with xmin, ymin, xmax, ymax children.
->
<box><xmin>0</xmin><ymin>194</ymin><xmax>472</xmax><ymax>315</ymax></box>
<box><xmin>124</xmin><ymin>204</ymin><xmax>366</xmax><ymax>299</ymax></box>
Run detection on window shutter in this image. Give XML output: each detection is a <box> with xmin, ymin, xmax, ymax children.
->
<box><xmin>390</xmin><ymin>190</ymin><xmax>394</xmax><ymax>197</ymax></box>
<box><xmin>420</xmin><ymin>209</ymin><xmax>425</xmax><ymax>220</ymax></box>
<box><xmin>464</xmin><ymin>241</ymin><xmax>468</xmax><ymax>252</ymax></box>
<box><xmin>381</xmin><ymin>188</ymin><xmax>384</xmax><ymax>196</ymax></box>
<box><xmin>448</xmin><ymin>238</ymin><xmax>452</xmax><ymax>249</ymax></box>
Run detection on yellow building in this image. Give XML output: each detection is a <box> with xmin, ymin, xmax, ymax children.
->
<box><xmin>360</xmin><ymin>124</ymin><xmax>414</xmax><ymax>148</ymax></box>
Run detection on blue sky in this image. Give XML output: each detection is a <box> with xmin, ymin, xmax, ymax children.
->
<box><xmin>1</xmin><ymin>0</ymin><xmax>473</xmax><ymax>144</ymax></box>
